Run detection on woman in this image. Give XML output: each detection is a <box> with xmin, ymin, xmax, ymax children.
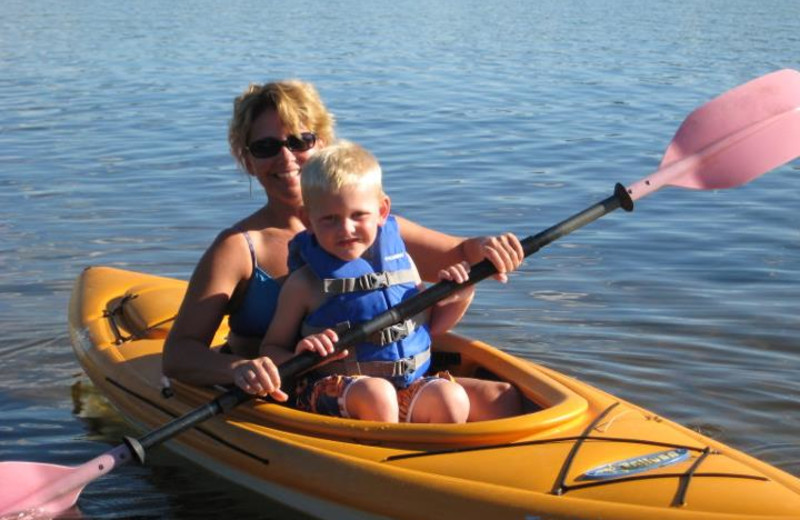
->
<box><xmin>163</xmin><ymin>80</ymin><xmax>523</xmax><ymax>420</ymax></box>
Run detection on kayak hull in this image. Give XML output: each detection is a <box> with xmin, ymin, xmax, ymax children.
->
<box><xmin>69</xmin><ymin>266</ymin><xmax>800</xmax><ymax>519</ymax></box>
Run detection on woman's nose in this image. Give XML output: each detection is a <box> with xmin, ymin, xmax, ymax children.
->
<box><xmin>278</xmin><ymin>144</ymin><xmax>295</xmax><ymax>162</ymax></box>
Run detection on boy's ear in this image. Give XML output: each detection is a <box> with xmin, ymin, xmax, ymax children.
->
<box><xmin>378</xmin><ymin>194</ymin><xmax>391</xmax><ymax>224</ymax></box>
<box><xmin>299</xmin><ymin>206</ymin><xmax>312</xmax><ymax>232</ymax></box>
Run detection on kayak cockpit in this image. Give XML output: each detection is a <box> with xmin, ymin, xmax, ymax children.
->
<box><xmin>234</xmin><ymin>333</ymin><xmax>591</xmax><ymax>449</ymax></box>
<box><xmin>86</xmin><ymin>266</ymin><xmax>591</xmax><ymax>450</ymax></box>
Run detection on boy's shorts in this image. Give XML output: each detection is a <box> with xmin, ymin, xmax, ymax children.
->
<box><xmin>294</xmin><ymin>371</ymin><xmax>455</xmax><ymax>422</ymax></box>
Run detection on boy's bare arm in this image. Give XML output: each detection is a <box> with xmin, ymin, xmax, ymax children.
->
<box><xmin>427</xmin><ymin>262</ymin><xmax>476</xmax><ymax>336</ymax></box>
<box><xmin>258</xmin><ymin>268</ymin><xmax>316</xmax><ymax>362</ymax></box>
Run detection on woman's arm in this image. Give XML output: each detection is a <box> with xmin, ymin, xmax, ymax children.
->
<box><xmin>395</xmin><ymin>216</ymin><xmax>464</xmax><ymax>282</ymax></box>
<box><xmin>227</xmin><ymin>268</ymin><xmax>323</xmax><ymax>399</ymax></box>
<box><xmin>162</xmin><ymin>230</ymin><xmax>251</xmax><ymax>385</ymax></box>
<box><xmin>396</xmin><ymin>216</ymin><xmax>524</xmax><ymax>283</ymax></box>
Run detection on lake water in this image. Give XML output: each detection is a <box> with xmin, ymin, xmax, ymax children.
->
<box><xmin>1</xmin><ymin>0</ymin><xmax>798</xmax><ymax>518</ymax></box>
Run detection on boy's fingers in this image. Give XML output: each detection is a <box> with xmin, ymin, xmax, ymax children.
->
<box><xmin>321</xmin><ymin>330</ymin><xmax>339</xmax><ymax>353</ymax></box>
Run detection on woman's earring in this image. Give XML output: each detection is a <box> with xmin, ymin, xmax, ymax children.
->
<box><xmin>249</xmin><ymin>175</ymin><xmax>253</xmax><ymax>199</ymax></box>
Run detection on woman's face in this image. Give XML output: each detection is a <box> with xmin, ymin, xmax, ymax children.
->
<box><xmin>245</xmin><ymin>108</ymin><xmax>321</xmax><ymax>208</ymax></box>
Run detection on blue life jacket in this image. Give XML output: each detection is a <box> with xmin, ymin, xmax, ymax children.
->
<box><xmin>288</xmin><ymin>215</ymin><xmax>431</xmax><ymax>387</ymax></box>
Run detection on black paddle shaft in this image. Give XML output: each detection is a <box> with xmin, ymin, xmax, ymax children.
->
<box><xmin>128</xmin><ymin>183</ymin><xmax>633</xmax><ymax>461</ymax></box>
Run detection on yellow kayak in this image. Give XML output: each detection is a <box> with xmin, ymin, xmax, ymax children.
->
<box><xmin>68</xmin><ymin>266</ymin><xmax>800</xmax><ymax>519</ymax></box>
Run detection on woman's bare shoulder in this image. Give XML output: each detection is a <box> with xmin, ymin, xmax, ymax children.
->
<box><xmin>185</xmin><ymin>227</ymin><xmax>252</xmax><ymax>296</ymax></box>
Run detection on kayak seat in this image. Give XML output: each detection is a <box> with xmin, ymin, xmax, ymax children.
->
<box><xmin>430</xmin><ymin>349</ymin><xmax>542</xmax><ymax>412</ymax></box>
<box><xmin>429</xmin><ymin>351</ymin><xmax>461</xmax><ymax>373</ymax></box>
<box><xmin>104</xmin><ymin>284</ymin><xmax>185</xmax><ymax>343</ymax></box>
<box><xmin>101</xmin><ymin>280</ymin><xmax>228</xmax><ymax>347</ymax></box>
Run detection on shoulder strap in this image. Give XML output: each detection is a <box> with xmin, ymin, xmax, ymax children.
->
<box><xmin>233</xmin><ymin>226</ymin><xmax>258</xmax><ymax>269</ymax></box>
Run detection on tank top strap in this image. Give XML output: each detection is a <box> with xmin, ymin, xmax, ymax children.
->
<box><xmin>232</xmin><ymin>225</ymin><xmax>258</xmax><ymax>269</ymax></box>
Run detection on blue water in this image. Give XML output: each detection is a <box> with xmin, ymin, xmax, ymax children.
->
<box><xmin>1</xmin><ymin>0</ymin><xmax>799</xmax><ymax>517</ymax></box>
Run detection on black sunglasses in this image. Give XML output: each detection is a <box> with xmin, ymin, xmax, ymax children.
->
<box><xmin>246</xmin><ymin>132</ymin><xmax>317</xmax><ymax>159</ymax></box>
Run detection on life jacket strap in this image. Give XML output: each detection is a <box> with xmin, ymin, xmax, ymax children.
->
<box><xmin>330</xmin><ymin>349</ymin><xmax>431</xmax><ymax>379</ymax></box>
<box><xmin>322</xmin><ymin>268</ymin><xmax>418</xmax><ymax>293</ymax></box>
<box><xmin>368</xmin><ymin>317</ymin><xmax>420</xmax><ymax>345</ymax></box>
<box><xmin>301</xmin><ymin>314</ymin><xmax>424</xmax><ymax>347</ymax></box>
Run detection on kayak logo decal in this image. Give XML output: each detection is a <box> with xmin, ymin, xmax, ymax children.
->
<box><xmin>579</xmin><ymin>448</ymin><xmax>690</xmax><ymax>480</ymax></box>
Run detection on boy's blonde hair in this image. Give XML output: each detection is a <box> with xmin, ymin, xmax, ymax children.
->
<box><xmin>228</xmin><ymin>80</ymin><xmax>335</xmax><ymax>172</ymax></box>
<box><xmin>301</xmin><ymin>141</ymin><xmax>384</xmax><ymax>206</ymax></box>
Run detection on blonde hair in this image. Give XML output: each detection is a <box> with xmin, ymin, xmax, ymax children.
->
<box><xmin>228</xmin><ymin>80</ymin><xmax>335</xmax><ymax>172</ymax></box>
<box><xmin>301</xmin><ymin>141</ymin><xmax>383</xmax><ymax>206</ymax></box>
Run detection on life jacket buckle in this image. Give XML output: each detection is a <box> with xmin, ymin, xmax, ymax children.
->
<box><xmin>365</xmin><ymin>272</ymin><xmax>389</xmax><ymax>290</ymax></box>
<box><xmin>373</xmin><ymin>318</ymin><xmax>416</xmax><ymax>345</ymax></box>
<box><xmin>391</xmin><ymin>357</ymin><xmax>415</xmax><ymax>378</ymax></box>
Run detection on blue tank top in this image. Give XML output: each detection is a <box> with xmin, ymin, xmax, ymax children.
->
<box><xmin>227</xmin><ymin>229</ymin><xmax>282</xmax><ymax>338</ymax></box>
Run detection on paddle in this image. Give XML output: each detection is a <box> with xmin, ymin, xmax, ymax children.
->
<box><xmin>2</xmin><ymin>68</ymin><xmax>799</xmax><ymax>518</ymax></box>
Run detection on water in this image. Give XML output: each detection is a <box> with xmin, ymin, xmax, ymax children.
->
<box><xmin>1</xmin><ymin>0</ymin><xmax>798</xmax><ymax>517</ymax></box>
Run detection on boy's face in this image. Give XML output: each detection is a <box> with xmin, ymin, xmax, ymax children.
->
<box><xmin>304</xmin><ymin>184</ymin><xmax>390</xmax><ymax>261</ymax></box>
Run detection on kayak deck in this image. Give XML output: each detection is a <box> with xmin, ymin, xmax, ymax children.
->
<box><xmin>69</xmin><ymin>266</ymin><xmax>800</xmax><ymax>519</ymax></box>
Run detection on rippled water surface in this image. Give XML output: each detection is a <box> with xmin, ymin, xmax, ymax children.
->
<box><xmin>1</xmin><ymin>0</ymin><xmax>799</xmax><ymax>518</ymax></box>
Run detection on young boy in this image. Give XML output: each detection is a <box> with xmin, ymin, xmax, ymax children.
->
<box><xmin>258</xmin><ymin>141</ymin><xmax>475</xmax><ymax>423</ymax></box>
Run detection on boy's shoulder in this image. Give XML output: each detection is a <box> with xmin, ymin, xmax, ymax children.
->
<box><xmin>284</xmin><ymin>264</ymin><xmax>328</xmax><ymax>311</ymax></box>
<box><xmin>284</xmin><ymin>264</ymin><xmax>326</xmax><ymax>301</ymax></box>
<box><xmin>286</xmin><ymin>263</ymin><xmax>319</xmax><ymax>287</ymax></box>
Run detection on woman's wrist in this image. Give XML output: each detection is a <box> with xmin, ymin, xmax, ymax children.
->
<box><xmin>460</xmin><ymin>236</ymin><xmax>487</xmax><ymax>265</ymax></box>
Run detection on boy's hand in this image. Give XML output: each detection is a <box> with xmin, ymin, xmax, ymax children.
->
<box><xmin>295</xmin><ymin>328</ymin><xmax>339</xmax><ymax>356</ymax></box>
<box><xmin>439</xmin><ymin>260</ymin><xmax>471</xmax><ymax>284</ymax></box>
<box><xmin>437</xmin><ymin>261</ymin><xmax>476</xmax><ymax>305</ymax></box>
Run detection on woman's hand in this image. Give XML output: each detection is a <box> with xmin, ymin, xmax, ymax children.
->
<box><xmin>232</xmin><ymin>357</ymin><xmax>288</xmax><ymax>401</ymax></box>
<box><xmin>470</xmin><ymin>232</ymin><xmax>524</xmax><ymax>283</ymax></box>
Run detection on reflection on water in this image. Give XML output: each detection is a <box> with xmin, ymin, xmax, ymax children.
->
<box><xmin>70</xmin><ymin>381</ymin><xmax>133</xmax><ymax>442</ymax></box>
<box><xmin>1</xmin><ymin>0</ymin><xmax>798</xmax><ymax>517</ymax></box>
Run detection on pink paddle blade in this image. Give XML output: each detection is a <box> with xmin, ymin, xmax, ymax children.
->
<box><xmin>628</xmin><ymin>69</ymin><xmax>800</xmax><ymax>200</ymax></box>
<box><xmin>0</xmin><ymin>445</ymin><xmax>129</xmax><ymax>517</ymax></box>
<box><xmin>0</xmin><ymin>461</ymin><xmax>83</xmax><ymax>516</ymax></box>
